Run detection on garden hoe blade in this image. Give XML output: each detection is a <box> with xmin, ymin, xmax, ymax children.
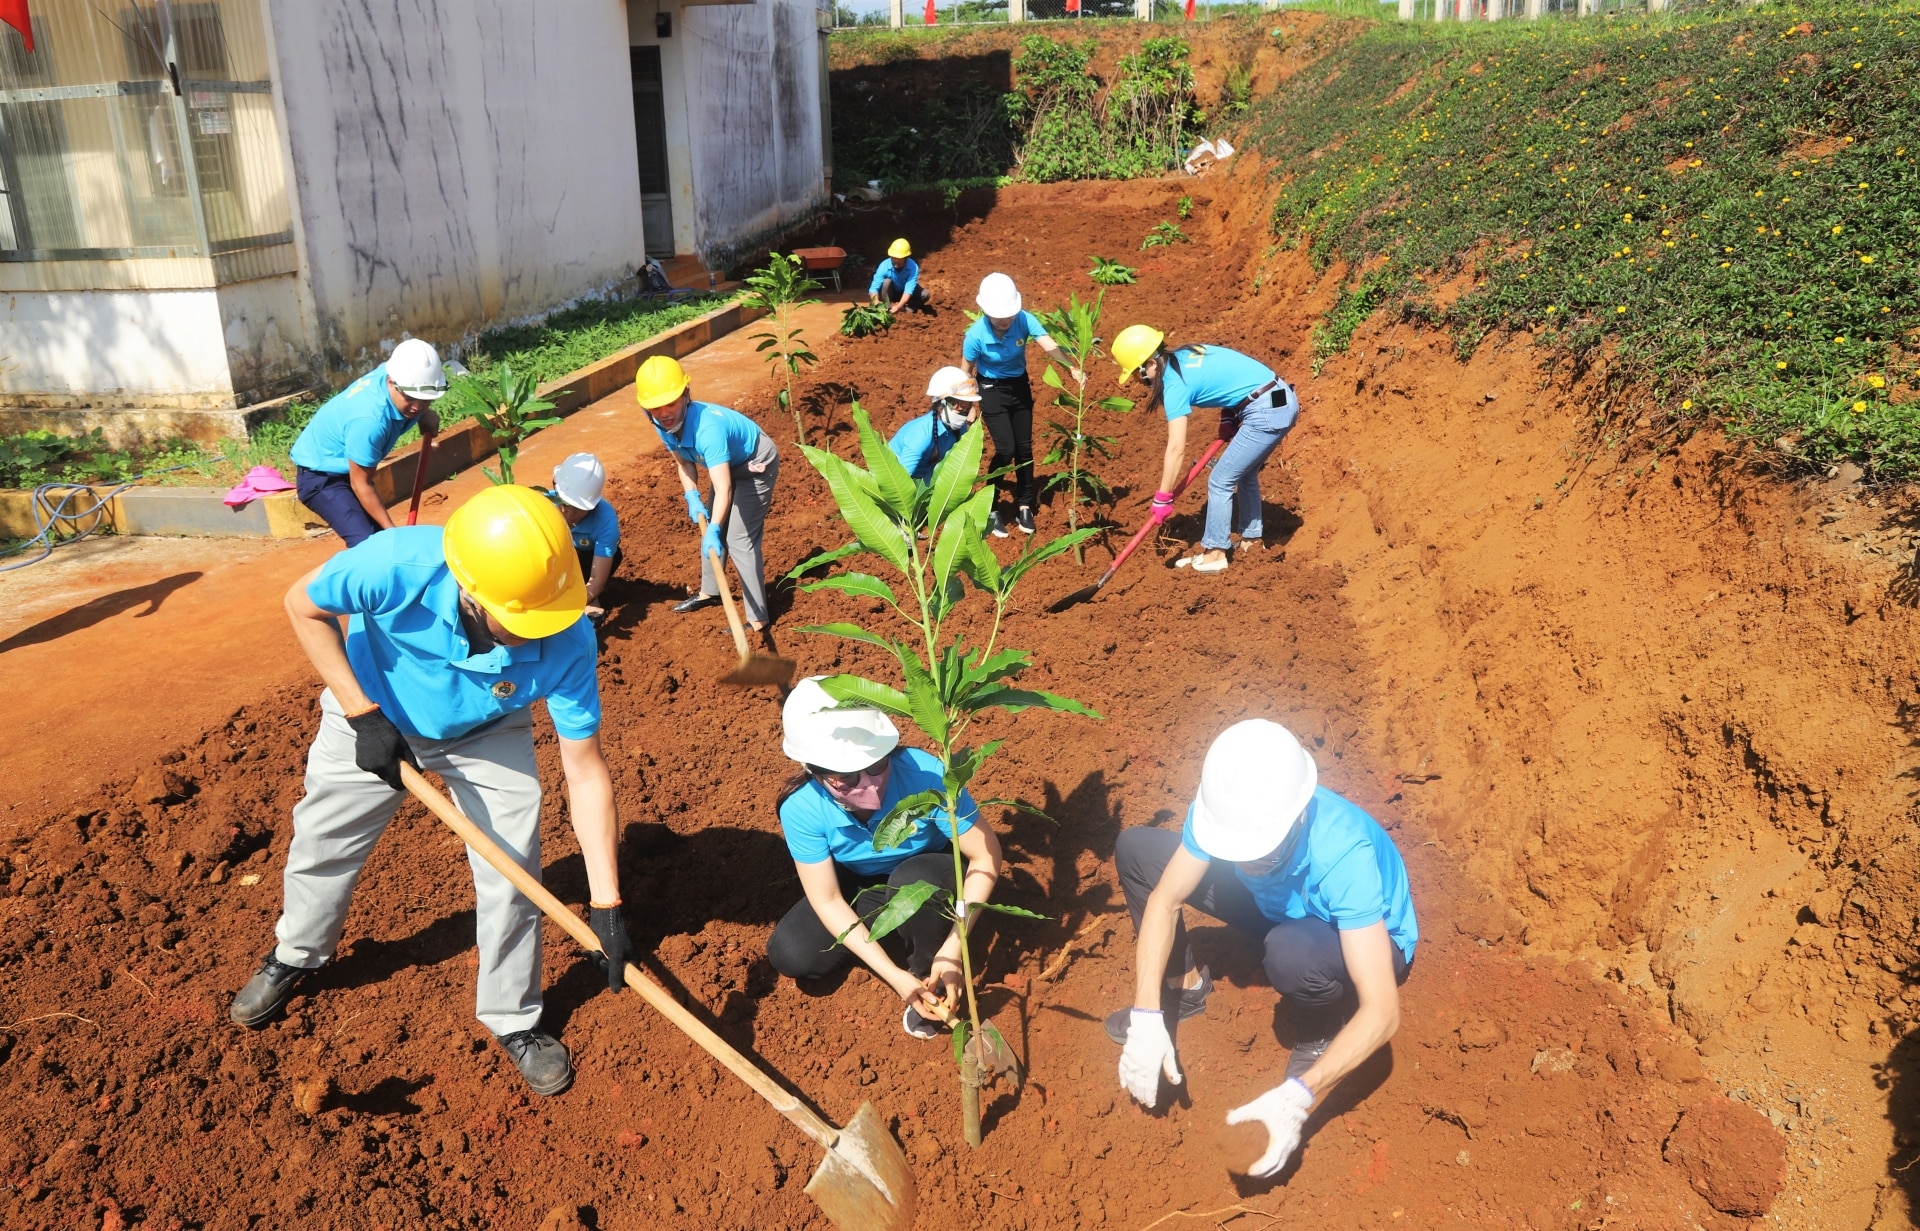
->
<box><xmin>1047</xmin><ymin>438</ymin><xmax>1225</xmax><ymax>614</ymax></box>
<box><xmin>398</xmin><ymin>765</ymin><xmax>914</xmax><ymax>1231</ymax></box>
<box><xmin>803</xmin><ymin>1101</ymin><xmax>919</xmax><ymax>1231</ymax></box>
<box><xmin>701</xmin><ymin>519</ymin><xmax>796</xmax><ymax>688</ymax></box>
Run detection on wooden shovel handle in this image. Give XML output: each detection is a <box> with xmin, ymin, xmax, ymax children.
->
<box><xmin>696</xmin><ymin>514</ymin><xmax>753</xmax><ymax>659</ymax></box>
<box><xmin>404</xmin><ymin>440</ymin><xmax>432</xmax><ymax>527</ymax></box>
<box><xmin>398</xmin><ymin>764</ymin><xmax>840</xmax><ymax>1150</ymax></box>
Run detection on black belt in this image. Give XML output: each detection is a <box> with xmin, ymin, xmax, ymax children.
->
<box><xmin>1229</xmin><ymin>379</ymin><xmax>1287</xmax><ymax>416</ymax></box>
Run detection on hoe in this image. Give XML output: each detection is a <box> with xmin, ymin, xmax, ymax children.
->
<box><xmin>1047</xmin><ymin>438</ymin><xmax>1224</xmax><ymax>613</ymax></box>
<box><xmin>401</xmin><ymin>764</ymin><xmax>916</xmax><ymax>1231</ymax></box>
<box><xmin>699</xmin><ymin>513</ymin><xmax>796</xmax><ymax>687</ymax></box>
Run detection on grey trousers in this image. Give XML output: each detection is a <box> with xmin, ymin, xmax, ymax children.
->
<box><xmin>700</xmin><ymin>443</ymin><xmax>780</xmax><ymax>625</ymax></box>
<box><xmin>273</xmin><ymin>690</ymin><xmax>546</xmax><ymax>1037</ymax></box>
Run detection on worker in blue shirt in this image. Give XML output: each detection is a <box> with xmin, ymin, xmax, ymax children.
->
<box><xmin>228</xmin><ymin>485</ymin><xmax>632</xmax><ymax>1098</ymax></box>
<box><xmin>289</xmin><ymin>337</ymin><xmax>447</xmax><ymax>547</ymax></box>
<box><xmin>889</xmin><ymin>366</ymin><xmax>980</xmax><ymax>482</ymax></box>
<box><xmin>549</xmin><ymin>453</ymin><xmax>621</xmax><ymax>622</ymax></box>
<box><xmin>1112</xmin><ymin>325</ymin><xmax>1298</xmax><ymax>576</ymax></box>
<box><xmin>768</xmin><ymin>677</ymin><xmax>1004</xmax><ymax>1039</ymax></box>
<box><xmin>961</xmin><ymin>273</ymin><xmax>1081</xmax><ymax>537</ymax></box>
<box><xmin>635</xmin><ymin>355</ymin><xmax>780</xmax><ymax>629</ymax></box>
<box><xmin>1109</xmin><ymin>720</ymin><xmax>1415</xmax><ymax>1179</ymax></box>
<box><xmin>870</xmin><ymin>238</ymin><xmax>928</xmax><ymax>314</ymax></box>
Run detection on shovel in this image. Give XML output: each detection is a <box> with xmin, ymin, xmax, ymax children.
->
<box><xmin>1047</xmin><ymin>437</ymin><xmax>1225</xmax><ymax>613</ymax></box>
<box><xmin>697</xmin><ymin>513</ymin><xmax>796</xmax><ymax>687</ymax></box>
<box><xmin>403</xmin><ymin>439</ymin><xmax>432</xmax><ymax>526</ymax></box>
<box><xmin>399</xmin><ymin>764</ymin><xmax>916</xmax><ymax>1231</ymax></box>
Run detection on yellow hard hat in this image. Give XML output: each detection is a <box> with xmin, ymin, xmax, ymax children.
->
<box><xmin>634</xmin><ymin>354</ymin><xmax>690</xmax><ymax>411</ymax></box>
<box><xmin>1111</xmin><ymin>324</ymin><xmax>1166</xmax><ymax>383</ymax></box>
<box><xmin>888</xmin><ymin>238</ymin><xmax>912</xmax><ymax>259</ymax></box>
<box><xmin>443</xmin><ymin>485</ymin><xmax>586</xmax><ymax>640</ymax></box>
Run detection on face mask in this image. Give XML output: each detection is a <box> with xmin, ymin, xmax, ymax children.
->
<box><xmin>939</xmin><ymin>403</ymin><xmax>971</xmax><ymax>432</ymax></box>
<box><xmin>823</xmin><ymin>760</ymin><xmax>892</xmax><ymax>812</ymax></box>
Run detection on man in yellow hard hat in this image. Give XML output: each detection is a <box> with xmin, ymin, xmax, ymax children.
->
<box><xmin>229</xmin><ymin>485</ymin><xmax>629</xmax><ymax>1098</ymax></box>
<box><xmin>869</xmin><ymin>238</ymin><xmax>927</xmax><ymax>314</ymax></box>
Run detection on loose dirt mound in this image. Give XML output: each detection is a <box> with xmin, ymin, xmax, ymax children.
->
<box><xmin>3</xmin><ymin>168</ymin><xmax>1874</xmax><ymax>1230</ymax></box>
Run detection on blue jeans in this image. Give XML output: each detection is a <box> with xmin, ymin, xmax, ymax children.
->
<box><xmin>295</xmin><ymin>465</ymin><xmax>382</xmax><ymax>548</ymax></box>
<box><xmin>1202</xmin><ymin>397</ymin><xmax>1295</xmax><ymax>551</ymax></box>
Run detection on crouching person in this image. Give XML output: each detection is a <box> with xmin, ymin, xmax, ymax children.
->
<box><xmin>768</xmin><ymin>678</ymin><xmax>1002</xmax><ymax>1040</ymax></box>
<box><xmin>229</xmin><ymin>486</ymin><xmax>631</xmax><ymax>1097</ymax></box>
<box><xmin>1109</xmin><ymin>719</ymin><xmax>1416</xmax><ymax>1177</ymax></box>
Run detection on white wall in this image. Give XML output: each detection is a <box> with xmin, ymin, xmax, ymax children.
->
<box><xmin>0</xmin><ymin>289</ymin><xmax>231</xmax><ymax>407</ymax></box>
<box><xmin>266</xmin><ymin>0</ymin><xmax>646</xmax><ymax>376</ymax></box>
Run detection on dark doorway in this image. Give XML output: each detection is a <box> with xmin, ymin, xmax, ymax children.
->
<box><xmin>629</xmin><ymin>46</ymin><xmax>674</xmax><ymax>259</ymax></box>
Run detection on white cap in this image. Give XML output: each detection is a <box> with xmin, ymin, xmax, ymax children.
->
<box><xmin>387</xmin><ymin>337</ymin><xmax>449</xmax><ymax>401</ymax></box>
<box><xmin>926</xmin><ymin>366</ymin><xmax>981</xmax><ymax>402</ymax></box>
<box><xmin>781</xmin><ymin>676</ymin><xmax>901</xmax><ymax>772</ymax></box>
<box><xmin>1188</xmin><ymin>720</ymin><xmax>1318</xmax><ymax>862</ymax></box>
<box><xmin>975</xmin><ymin>272</ymin><xmax>1022</xmax><ymax>318</ymax></box>
<box><xmin>552</xmin><ymin>452</ymin><xmax>606</xmax><ymax>510</ymax></box>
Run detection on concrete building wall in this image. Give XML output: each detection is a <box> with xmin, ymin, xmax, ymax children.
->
<box><xmin>265</xmin><ymin>0</ymin><xmax>646</xmax><ymax>378</ymax></box>
<box><xmin>0</xmin><ymin>288</ymin><xmax>231</xmax><ymax>408</ymax></box>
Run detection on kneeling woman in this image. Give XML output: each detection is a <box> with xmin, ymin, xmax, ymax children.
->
<box><xmin>768</xmin><ymin>678</ymin><xmax>1003</xmax><ymax>1038</ymax></box>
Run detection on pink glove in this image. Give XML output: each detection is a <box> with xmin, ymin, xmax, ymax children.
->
<box><xmin>1149</xmin><ymin>491</ymin><xmax>1176</xmax><ymax>525</ymax></box>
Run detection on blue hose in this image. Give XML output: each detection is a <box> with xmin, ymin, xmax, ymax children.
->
<box><xmin>0</xmin><ymin>465</ymin><xmax>197</xmax><ymax>572</ymax></box>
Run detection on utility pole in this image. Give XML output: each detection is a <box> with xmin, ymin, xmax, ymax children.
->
<box><xmin>890</xmin><ymin>0</ymin><xmax>904</xmax><ymax>27</ymax></box>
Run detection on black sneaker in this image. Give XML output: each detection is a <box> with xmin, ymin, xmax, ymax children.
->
<box><xmin>499</xmin><ymin>1029</ymin><xmax>574</xmax><ymax>1096</ymax></box>
<box><xmin>672</xmin><ymin>594</ymin><xmax>721</xmax><ymax>614</ymax></box>
<box><xmin>1104</xmin><ymin>965</ymin><xmax>1213</xmax><ymax>1044</ymax></box>
<box><xmin>988</xmin><ymin>511</ymin><xmax>1010</xmax><ymax>539</ymax></box>
<box><xmin>1015</xmin><ymin>506</ymin><xmax>1036</xmax><ymax>535</ymax></box>
<box><xmin>1286</xmin><ymin>1036</ymin><xmax>1331</xmax><ymax>1082</ymax></box>
<box><xmin>902</xmin><ymin>1005</ymin><xmax>941</xmax><ymax>1040</ymax></box>
<box><xmin>230</xmin><ymin>953</ymin><xmax>317</xmax><ymax>1028</ymax></box>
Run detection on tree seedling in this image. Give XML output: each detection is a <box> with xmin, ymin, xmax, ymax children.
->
<box><xmin>1037</xmin><ymin>291</ymin><xmax>1134</xmax><ymax>560</ymax></box>
<box><xmin>840</xmin><ymin>302</ymin><xmax>896</xmax><ymax>339</ymax></box>
<box><xmin>443</xmin><ymin>362</ymin><xmax>561</xmax><ymax>487</ymax></box>
<box><xmin>788</xmin><ymin>405</ymin><xmax>1099</xmax><ymax>1149</ymax></box>
<box><xmin>1087</xmin><ymin>255</ymin><xmax>1137</xmax><ymax>286</ymax></box>
<box><xmin>1140</xmin><ymin>220</ymin><xmax>1190</xmax><ymax>250</ymax></box>
<box><xmin>744</xmin><ymin>253</ymin><xmax>823</xmax><ymax>445</ymax></box>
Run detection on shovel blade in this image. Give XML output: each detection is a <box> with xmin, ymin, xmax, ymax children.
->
<box><xmin>1045</xmin><ymin>582</ymin><xmax>1101</xmax><ymax>614</ymax></box>
<box><xmin>720</xmin><ymin>652</ymin><xmax>797</xmax><ymax>688</ymax></box>
<box><xmin>803</xmin><ymin>1102</ymin><xmax>918</xmax><ymax>1231</ymax></box>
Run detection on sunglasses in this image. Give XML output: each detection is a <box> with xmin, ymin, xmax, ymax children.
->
<box><xmin>808</xmin><ymin>760</ymin><xmax>886</xmax><ymax>790</ymax></box>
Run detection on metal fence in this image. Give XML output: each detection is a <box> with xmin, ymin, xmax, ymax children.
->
<box><xmin>0</xmin><ymin>0</ymin><xmax>291</xmax><ymax>266</ymax></box>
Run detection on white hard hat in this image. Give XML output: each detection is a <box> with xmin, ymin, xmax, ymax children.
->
<box><xmin>975</xmin><ymin>272</ymin><xmax>1022</xmax><ymax>318</ymax></box>
<box><xmin>387</xmin><ymin>337</ymin><xmax>449</xmax><ymax>401</ymax></box>
<box><xmin>927</xmin><ymin>366</ymin><xmax>981</xmax><ymax>402</ymax></box>
<box><xmin>1188</xmin><ymin>720</ymin><xmax>1318</xmax><ymax>862</ymax></box>
<box><xmin>781</xmin><ymin>676</ymin><xmax>900</xmax><ymax>772</ymax></box>
<box><xmin>552</xmin><ymin>452</ymin><xmax>606</xmax><ymax>510</ymax></box>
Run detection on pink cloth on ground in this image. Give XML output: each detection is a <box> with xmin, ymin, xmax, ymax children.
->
<box><xmin>223</xmin><ymin>465</ymin><xmax>297</xmax><ymax>507</ymax></box>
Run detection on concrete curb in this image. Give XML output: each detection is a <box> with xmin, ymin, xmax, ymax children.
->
<box><xmin>0</xmin><ymin>297</ymin><xmax>763</xmax><ymax>541</ymax></box>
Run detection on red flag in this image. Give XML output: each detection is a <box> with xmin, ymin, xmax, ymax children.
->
<box><xmin>1066</xmin><ymin>0</ymin><xmax>1080</xmax><ymax>11</ymax></box>
<box><xmin>1182</xmin><ymin>0</ymin><xmax>1195</xmax><ymax>17</ymax></box>
<box><xmin>923</xmin><ymin>0</ymin><xmax>935</xmax><ymax>22</ymax></box>
<box><xmin>0</xmin><ymin>0</ymin><xmax>32</xmax><ymax>52</ymax></box>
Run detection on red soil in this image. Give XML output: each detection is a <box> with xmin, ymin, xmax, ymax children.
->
<box><xmin>3</xmin><ymin>165</ymin><xmax>1910</xmax><ymax>1231</ymax></box>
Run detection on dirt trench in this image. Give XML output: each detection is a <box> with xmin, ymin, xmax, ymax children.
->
<box><xmin>0</xmin><ymin>169</ymin><xmax>1910</xmax><ymax>1230</ymax></box>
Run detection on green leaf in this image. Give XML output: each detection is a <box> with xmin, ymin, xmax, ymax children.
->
<box><xmin>870</xmin><ymin>789</ymin><xmax>944</xmax><ymax>853</ymax></box>
<box><xmin>925</xmin><ymin>421</ymin><xmax>984</xmax><ymax>533</ymax></box>
<box><xmin>816</xmin><ymin>674</ymin><xmax>913</xmax><ymax>718</ymax></box>
<box><xmin>1003</xmin><ymin>527</ymin><xmax>1099</xmax><ymax>592</ymax></box>
<box><xmin>976</xmin><ymin>901</ymin><xmax>1050</xmax><ymax>921</ymax></box>
<box><xmin>802</xmin><ymin>444</ymin><xmax>909</xmax><ymax>572</ymax></box>
<box><xmin>969</xmin><ymin>686</ymin><xmax>1102</xmax><ymax>720</ymax></box>
<box><xmin>901</xmin><ymin>654</ymin><xmax>950</xmax><ymax>746</ymax></box>
<box><xmin>1097</xmin><ymin>396</ymin><xmax>1136</xmax><ymax>413</ymax></box>
<box><xmin>944</xmin><ymin>739</ymin><xmax>1004</xmax><ymax>796</ymax></box>
<box><xmin>785</xmin><ymin>540</ymin><xmax>864</xmax><ymax>579</ymax></box>
<box><xmin>977</xmin><ymin>797</ymin><xmax>1058</xmax><ymax>824</ymax></box>
<box><xmin>863</xmin><ymin>880</ymin><xmax>941</xmax><ymax>945</ymax></box>
<box><xmin>951</xmin><ymin>1015</ymin><xmax>972</xmax><ymax>1066</ymax></box>
<box><xmin>966</xmin><ymin>648</ymin><xmax>1030</xmax><ymax>689</ymax></box>
<box><xmin>851</xmin><ymin>402</ymin><xmax>918</xmax><ymax>524</ymax></box>
<box><xmin>803</xmin><ymin>572</ymin><xmax>898</xmax><ymax>606</ymax></box>
<box><xmin>931</xmin><ymin>507</ymin><xmax>974</xmax><ymax>604</ymax></box>
<box><xmin>1041</xmin><ymin>364</ymin><xmax>1066</xmax><ymax>390</ymax></box>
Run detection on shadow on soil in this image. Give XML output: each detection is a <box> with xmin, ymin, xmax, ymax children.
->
<box><xmin>0</xmin><ymin>570</ymin><xmax>201</xmax><ymax>652</ymax></box>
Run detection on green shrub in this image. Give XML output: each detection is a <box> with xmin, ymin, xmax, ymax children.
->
<box><xmin>1140</xmin><ymin>220</ymin><xmax>1190</xmax><ymax>250</ymax></box>
<box><xmin>841</xmin><ymin>302</ymin><xmax>896</xmax><ymax>338</ymax></box>
<box><xmin>1088</xmin><ymin>255</ymin><xmax>1138</xmax><ymax>285</ymax></box>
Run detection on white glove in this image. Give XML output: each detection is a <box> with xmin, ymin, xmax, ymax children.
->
<box><xmin>1226</xmin><ymin>1077</ymin><xmax>1315</xmax><ymax>1177</ymax></box>
<box><xmin>1117</xmin><ymin>1010</ymin><xmax>1182</xmax><ymax>1108</ymax></box>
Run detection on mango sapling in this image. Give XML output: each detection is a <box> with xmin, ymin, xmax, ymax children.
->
<box><xmin>745</xmin><ymin>253</ymin><xmax>824</xmax><ymax>445</ymax></box>
<box><xmin>442</xmin><ymin>362</ymin><xmax>561</xmax><ymax>487</ymax></box>
<box><xmin>787</xmin><ymin>404</ymin><xmax>1099</xmax><ymax>1147</ymax></box>
<box><xmin>1038</xmin><ymin>291</ymin><xmax>1135</xmax><ymax>561</ymax></box>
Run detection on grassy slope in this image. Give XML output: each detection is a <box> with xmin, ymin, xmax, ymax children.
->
<box><xmin>1248</xmin><ymin>3</ymin><xmax>1920</xmax><ymax>477</ymax></box>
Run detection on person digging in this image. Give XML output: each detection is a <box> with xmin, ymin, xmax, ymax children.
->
<box><xmin>767</xmin><ymin>678</ymin><xmax>1003</xmax><ymax>1041</ymax></box>
<box><xmin>636</xmin><ymin>354</ymin><xmax>781</xmax><ymax>632</ymax></box>
<box><xmin>1109</xmin><ymin>719</ymin><xmax>1417</xmax><ymax>1178</ymax></box>
<box><xmin>1111</xmin><ymin>325</ymin><xmax>1298</xmax><ymax>575</ymax></box>
<box><xmin>288</xmin><ymin>337</ymin><xmax>447</xmax><ymax>548</ymax></box>
<box><xmin>960</xmin><ymin>272</ymin><xmax>1083</xmax><ymax>538</ymax></box>
<box><xmin>547</xmin><ymin>452</ymin><xmax>622</xmax><ymax>623</ymax></box>
<box><xmin>870</xmin><ymin>238</ymin><xmax>929</xmax><ymax>314</ymax></box>
<box><xmin>888</xmin><ymin>366</ymin><xmax>981</xmax><ymax>483</ymax></box>
<box><xmin>229</xmin><ymin>485</ymin><xmax>631</xmax><ymax>1097</ymax></box>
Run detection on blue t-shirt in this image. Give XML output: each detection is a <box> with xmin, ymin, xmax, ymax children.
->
<box><xmin>870</xmin><ymin>257</ymin><xmax>920</xmax><ymax>297</ymax></box>
<box><xmin>1159</xmin><ymin>346</ymin><xmax>1280</xmax><ymax>423</ymax></box>
<box><xmin>651</xmin><ymin>400</ymin><xmax>761</xmax><ymax>470</ymax></box>
<box><xmin>1181</xmin><ymin>787</ymin><xmax>1418</xmax><ymax>964</ymax></box>
<box><xmin>962</xmin><ymin>310</ymin><xmax>1049</xmax><ymax>381</ymax></box>
<box><xmin>568</xmin><ymin>500</ymin><xmax>620</xmax><ymax>559</ymax></box>
<box><xmin>888</xmin><ymin>410</ymin><xmax>959</xmax><ymax>483</ymax></box>
<box><xmin>779</xmin><ymin>747</ymin><xmax>978</xmax><ymax>876</ymax></box>
<box><xmin>290</xmin><ymin>364</ymin><xmax>415</xmax><ymax>474</ymax></box>
<box><xmin>306</xmin><ymin>527</ymin><xmax>601</xmax><ymax>742</ymax></box>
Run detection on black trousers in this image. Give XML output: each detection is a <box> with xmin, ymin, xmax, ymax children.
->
<box><xmin>575</xmin><ymin>546</ymin><xmax>623</xmax><ymax>590</ymax></box>
<box><xmin>1114</xmin><ymin>826</ymin><xmax>1409</xmax><ymax>1033</ymax></box>
<box><xmin>875</xmin><ymin>277</ymin><xmax>929</xmax><ymax>311</ymax></box>
<box><xmin>295</xmin><ymin>465</ymin><xmax>382</xmax><ymax>548</ymax></box>
<box><xmin>978</xmin><ymin>374</ymin><xmax>1036</xmax><ymax>508</ymax></box>
<box><xmin>767</xmin><ymin>852</ymin><xmax>955</xmax><ymax>980</ymax></box>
